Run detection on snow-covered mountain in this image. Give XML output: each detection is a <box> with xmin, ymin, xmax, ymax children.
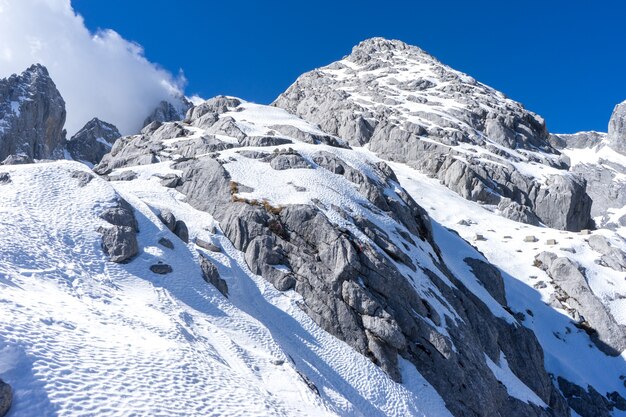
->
<box><xmin>1</xmin><ymin>38</ymin><xmax>625</xmax><ymax>417</ymax></box>
<box><xmin>274</xmin><ymin>38</ymin><xmax>591</xmax><ymax>232</ymax></box>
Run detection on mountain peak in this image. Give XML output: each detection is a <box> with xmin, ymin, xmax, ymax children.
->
<box><xmin>25</xmin><ymin>63</ymin><xmax>50</xmax><ymax>77</ymax></box>
<box><xmin>348</xmin><ymin>37</ymin><xmax>433</xmax><ymax>63</ymax></box>
<box><xmin>352</xmin><ymin>37</ymin><xmax>411</xmax><ymax>52</ymax></box>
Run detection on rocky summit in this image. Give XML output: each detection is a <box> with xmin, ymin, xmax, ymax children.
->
<box><xmin>274</xmin><ymin>38</ymin><xmax>592</xmax><ymax>232</ymax></box>
<box><xmin>1</xmin><ymin>38</ymin><xmax>626</xmax><ymax>417</ymax></box>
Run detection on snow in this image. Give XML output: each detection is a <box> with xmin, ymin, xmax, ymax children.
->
<box><xmin>0</xmin><ymin>160</ymin><xmax>453</xmax><ymax>417</ymax></box>
<box><xmin>9</xmin><ymin>100</ymin><xmax>20</xmax><ymax>116</ymax></box>
<box><xmin>563</xmin><ymin>141</ymin><xmax>626</xmax><ymax>168</ymax></box>
<box><xmin>484</xmin><ymin>352</ymin><xmax>547</xmax><ymax>407</ymax></box>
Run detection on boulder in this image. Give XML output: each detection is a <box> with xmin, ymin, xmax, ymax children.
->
<box><xmin>98</xmin><ymin>198</ymin><xmax>139</xmax><ymax>263</ymax></box>
<box><xmin>588</xmin><ymin>234</ymin><xmax>626</xmax><ymax>272</ymax></box>
<box><xmin>0</xmin><ymin>380</ymin><xmax>11</xmax><ymax>417</ymax></box>
<box><xmin>199</xmin><ymin>255</ymin><xmax>228</xmax><ymax>297</ymax></box>
<box><xmin>98</xmin><ymin>226</ymin><xmax>138</xmax><ymax>263</ymax></box>
<box><xmin>150</xmin><ymin>263</ymin><xmax>173</xmax><ymax>274</ymax></box>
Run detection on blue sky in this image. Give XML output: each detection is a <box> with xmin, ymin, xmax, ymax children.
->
<box><xmin>73</xmin><ymin>0</ymin><xmax>625</xmax><ymax>133</ymax></box>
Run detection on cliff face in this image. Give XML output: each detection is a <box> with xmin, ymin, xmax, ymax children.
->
<box><xmin>0</xmin><ymin>64</ymin><xmax>66</xmax><ymax>162</ymax></box>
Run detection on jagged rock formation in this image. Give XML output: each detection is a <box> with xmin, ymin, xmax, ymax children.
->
<box><xmin>143</xmin><ymin>98</ymin><xmax>192</xmax><ymax>127</ymax></box>
<box><xmin>97</xmin><ymin>97</ymin><xmax>570</xmax><ymax>417</ymax></box>
<box><xmin>67</xmin><ymin>118</ymin><xmax>121</xmax><ymax>165</ymax></box>
<box><xmin>0</xmin><ymin>64</ymin><xmax>66</xmax><ymax>162</ymax></box>
<box><xmin>274</xmin><ymin>37</ymin><xmax>592</xmax><ymax>231</ymax></box>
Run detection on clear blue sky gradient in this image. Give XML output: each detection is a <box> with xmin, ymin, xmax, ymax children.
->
<box><xmin>73</xmin><ymin>0</ymin><xmax>625</xmax><ymax>134</ymax></box>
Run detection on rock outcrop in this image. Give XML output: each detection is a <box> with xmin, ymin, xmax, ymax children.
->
<box><xmin>534</xmin><ymin>252</ymin><xmax>626</xmax><ymax>356</ymax></box>
<box><xmin>0</xmin><ymin>64</ymin><xmax>66</xmax><ymax>162</ymax></box>
<box><xmin>67</xmin><ymin>118</ymin><xmax>121</xmax><ymax>165</ymax></box>
<box><xmin>608</xmin><ymin>101</ymin><xmax>626</xmax><ymax>155</ymax></box>
<box><xmin>273</xmin><ymin>37</ymin><xmax>592</xmax><ymax>231</ymax></box>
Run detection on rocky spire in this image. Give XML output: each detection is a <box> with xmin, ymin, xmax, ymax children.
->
<box><xmin>0</xmin><ymin>64</ymin><xmax>66</xmax><ymax>162</ymax></box>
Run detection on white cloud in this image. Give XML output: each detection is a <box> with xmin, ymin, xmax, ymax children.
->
<box><xmin>0</xmin><ymin>0</ymin><xmax>185</xmax><ymax>135</ymax></box>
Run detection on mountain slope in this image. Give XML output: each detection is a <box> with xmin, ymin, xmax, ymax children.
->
<box><xmin>1</xmin><ymin>38</ymin><xmax>625</xmax><ymax>417</ymax></box>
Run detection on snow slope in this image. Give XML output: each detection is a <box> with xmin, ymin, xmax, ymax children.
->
<box><xmin>0</xmin><ymin>160</ymin><xmax>452</xmax><ymax>416</ymax></box>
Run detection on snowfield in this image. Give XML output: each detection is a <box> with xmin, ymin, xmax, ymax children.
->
<box><xmin>0</xmin><ymin>161</ymin><xmax>453</xmax><ymax>416</ymax></box>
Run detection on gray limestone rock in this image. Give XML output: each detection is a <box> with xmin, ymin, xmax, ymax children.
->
<box><xmin>195</xmin><ymin>238</ymin><xmax>221</xmax><ymax>252</ymax></box>
<box><xmin>1</xmin><ymin>153</ymin><xmax>33</xmax><ymax>165</ymax></box>
<box><xmin>534</xmin><ymin>252</ymin><xmax>557</xmax><ymax>271</ymax></box>
<box><xmin>186</xmin><ymin>96</ymin><xmax>241</xmax><ymax>127</ymax></box>
<box><xmin>150</xmin><ymin>263</ymin><xmax>173</xmax><ymax>274</ymax></box>
<box><xmin>0</xmin><ymin>64</ymin><xmax>66</xmax><ymax>161</ymax></box>
<box><xmin>550</xmin><ymin>131</ymin><xmax>605</xmax><ymax>150</ymax></box>
<box><xmin>199</xmin><ymin>255</ymin><xmax>228</xmax><ymax>297</ymax></box>
<box><xmin>158</xmin><ymin>237</ymin><xmax>174</xmax><ymax>249</ymax></box>
<box><xmin>546</xmin><ymin>256</ymin><xmax>626</xmax><ymax>355</ymax></box>
<box><xmin>269</xmin><ymin>153</ymin><xmax>311</xmax><ymax>170</ymax></box>
<box><xmin>176</xmin><ymin>154</ymin><xmax>568</xmax><ymax>417</ymax></box>
<box><xmin>533</xmin><ymin>174</ymin><xmax>592</xmax><ymax>232</ymax></box>
<box><xmin>71</xmin><ymin>170</ymin><xmax>94</xmax><ymax>187</ymax></box>
<box><xmin>498</xmin><ymin>198</ymin><xmax>541</xmax><ymax>226</ymax></box>
<box><xmin>464</xmin><ymin>257</ymin><xmax>507</xmax><ymax>306</ymax></box>
<box><xmin>558</xmin><ymin>377</ymin><xmax>612</xmax><ymax>417</ymax></box>
<box><xmin>174</xmin><ymin>220</ymin><xmax>189</xmax><ymax>243</ymax></box>
<box><xmin>572</xmin><ymin>161</ymin><xmax>626</xmax><ymax>226</ymax></box>
<box><xmin>98</xmin><ymin>198</ymin><xmax>139</xmax><ymax>263</ymax></box>
<box><xmin>98</xmin><ymin>225</ymin><xmax>138</xmax><ymax>263</ymax></box>
<box><xmin>0</xmin><ymin>380</ymin><xmax>11</xmax><ymax>417</ymax></box>
<box><xmin>67</xmin><ymin>118</ymin><xmax>120</xmax><ymax>165</ymax></box>
<box><xmin>609</xmin><ymin>100</ymin><xmax>626</xmax><ymax>155</ymax></box>
<box><xmin>588</xmin><ymin>234</ymin><xmax>626</xmax><ymax>272</ymax></box>
<box><xmin>100</xmin><ymin>199</ymin><xmax>139</xmax><ymax>232</ymax></box>
<box><xmin>0</xmin><ymin>172</ymin><xmax>10</xmax><ymax>184</ymax></box>
<box><xmin>158</xmin><ymin>209</ymin><xmax>177</xmax><ymax>232</ymax></box>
